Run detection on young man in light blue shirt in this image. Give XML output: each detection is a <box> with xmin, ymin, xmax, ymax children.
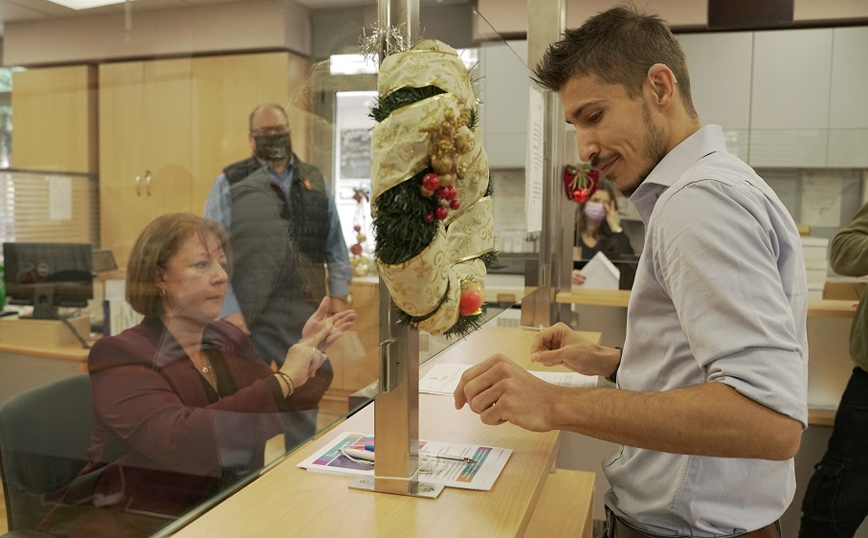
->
<box><xmin>455</xmin><ymin>6</ymin><xmax>807</xmax><ymax>537</ymax></box>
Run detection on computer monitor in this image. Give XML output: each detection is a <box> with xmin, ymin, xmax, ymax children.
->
<box><xmin>2</xmin><ymin>242</ymin><xmax>94</xmax><ymax>320</ymax></box>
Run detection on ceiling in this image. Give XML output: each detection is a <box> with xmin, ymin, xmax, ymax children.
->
<box><xmin>0</xmin><ymin>0</ymin><xmax>385</xmax><ymax>33</ymax></box>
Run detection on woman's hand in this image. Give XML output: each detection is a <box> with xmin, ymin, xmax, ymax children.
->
<box><xmin>605</xmin><ymin>199</ymin><xmax>621</xmax><ymax>232</ymax></box>
<box><xmin>280</xmin><ymin>322</ymin><xmax>332</xmax><ymax>390</ymax></box>
<box><xmin>302</xmin><ymin>297</ymin><xmax>358</xmax><ymax>351</ymax></box>
<box><xmin>572</xmin><ymin>269</ymin><xmax>586</xmax><ymax>286</ymax></box>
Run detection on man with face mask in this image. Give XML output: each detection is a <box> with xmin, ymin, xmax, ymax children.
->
<box><xmin>204</xmin><ymin>102</ymin><xmax>352</xmax><ymax>450</ymax></box>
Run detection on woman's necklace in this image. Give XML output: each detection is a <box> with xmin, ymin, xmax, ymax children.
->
<box><xmin>190</xmin><ymin>351</ymin><xmax>217</xmax><ymax>390</ymax></box>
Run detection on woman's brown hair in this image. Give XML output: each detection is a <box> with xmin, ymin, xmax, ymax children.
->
<box><xmin>125</xmin><ymin>213</ymin><xmax>232</xmax><ymax>318</ymax></box>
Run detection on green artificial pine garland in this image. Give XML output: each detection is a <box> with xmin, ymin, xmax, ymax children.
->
<box><xmin>371</xmin><ymin>85</ymin><xmax>497</xmax><ymax>338</ymax></box>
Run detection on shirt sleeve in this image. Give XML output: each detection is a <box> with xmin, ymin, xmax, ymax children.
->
<box><xmin>323</xmin><ymin>182</ymin><xmax>353</xmax><ymax>297</ymax></box>
<box><xmin>204</xmin><ymin>174</ymin><xmax>241</xmax><ymax>317</ymax></box>
<box><xmin>830</xmin><ymin>201</ymin><xmax>868</xmax><ymax>277</ymax></box>
<box><xmin>653</xmin><ymin>178</ymin><xmax>808</xmax><ymax>426</ymax></box>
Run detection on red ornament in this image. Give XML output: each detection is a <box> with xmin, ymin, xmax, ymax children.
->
<box><xmin>350</xmin><ymin>243</ymin><xmax>363</xmax><ymax>256</ymax></box>
<box><xmin>450</xmin><ymin>199</ymin><xmax>461</xmax><ymax>210</ymax></box>
<box><xmin>563</xmin><ymin>164</ymin><xmax>600</xmax><ymax>204</ymax></box>
<box><xmin>436</xmin><ymin>185</ymin><xmax>457</xmax><ymax>200</ymax></box>
<box><xmin>424</xmin><ymin>213</ymin><xmax>434</xmax><ymax>224</ymax></box>
<box><xmin>435</xmin><ymin>206</ymin><xmax>449</xmax><ymax>220</ymax></box>
<box><xmin>353</xmin><ymin>224</ymin><xmax>361</xmax><ymax>232</ymax></box>
<box><xmin>573</xmin><ymin>188</ymin><xmax>589</xmax><ymax>203</ymax></box>
<box><xmin>422</xmin><ymin>173</ymin><xmax>441</xmax><ymax>192</ymax></box>
<box><xmin>459</xmin><ymin>289</ymin><xmax>484</xmax><ymax>316</ymax></box>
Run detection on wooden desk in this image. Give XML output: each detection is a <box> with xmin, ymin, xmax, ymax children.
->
<box><xmin>171</xmin><ymin>326</ymin><xmax>600</xmax><ymax>538</ymax></box>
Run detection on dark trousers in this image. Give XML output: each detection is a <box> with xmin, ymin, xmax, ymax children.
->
<box><xmin>800</xmin><ymin>366</ymin><xmax>868</xmax><ymax>538</ymax></box>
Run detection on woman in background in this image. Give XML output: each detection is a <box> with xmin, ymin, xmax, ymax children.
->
<box><xmin>572</xmin><ymin>176</ymin><xmax>636</xmax><ymax>290</ymax></box>
<box><xmin>42</xmin><ymin>212</ymin><xmax>355</xmax><ymax>537</ymax></box>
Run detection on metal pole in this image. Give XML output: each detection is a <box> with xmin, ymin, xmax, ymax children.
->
<box><xmin>350</xmin><ymin>0</ymin><xmax>441</xmax><ymax>499</ymax></box>
<box><xmin>523</xmin><ymin>0</ymin><xmax>569</xmax><ymax>327</ymax></box>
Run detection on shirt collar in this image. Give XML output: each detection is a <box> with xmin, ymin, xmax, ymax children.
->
<box><xmin>255</xmin><ymin>154</ymin><xmax>296</xmax><ymax>184</ymax></box>
<box><xmin>630</xmin><ymin>124</ymin><xmax>726</xmax><ymax>223</ymax></box>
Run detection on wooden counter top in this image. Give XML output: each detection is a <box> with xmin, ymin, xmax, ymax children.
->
<box><xmin>557</xmin><ymin>289</ymin><xmax>857</xmax><ymax>318</ymax></box>
<box><xmin>170</xmin><ymin>326</ymin><xmax>600</xmax><ymax>538</ymax></box>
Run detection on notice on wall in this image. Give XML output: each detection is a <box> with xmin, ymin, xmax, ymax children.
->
<box><xmin>525</xmin><ymin>87</ymin><xmax>545</xmax><ymax>234</ymax></box>
<box><xmin>801</xmin><ymin>172</ymin><xmax>842</xmax><ymax>227</ymax></box>
<box><xmin>48</xmin><ymin>176</ymin><xmax>72</xmax><ymax>221</ymax></box>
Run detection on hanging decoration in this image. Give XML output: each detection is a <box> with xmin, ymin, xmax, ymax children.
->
<box><xmin>370</xmin><ymin>39</ymin><xmax>496</xmax><ymax>338</ymax></box>
<box><xmin>563</xmin><ymin>162</ymin><xmax>600</xmax><ymax>204</ymax></box>
<box><xmin>349</xmin><ymin>185</ymin><xmax>375</xmax><ymax>277</ymax></box>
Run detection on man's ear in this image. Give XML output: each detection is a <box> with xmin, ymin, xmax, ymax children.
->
<box><xmin>646</xmin><ymin>63</ymin><xmax>677</xmax><ymax>106</ymax></box>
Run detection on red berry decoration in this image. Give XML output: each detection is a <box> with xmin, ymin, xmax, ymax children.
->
<box><xmin>424</xmin><ymin>213</ymin><xmax>434</xmax><ymax>224</ymax></box>
<box><xmin>573</xmin><ymin>188</ymin><xmax>589</xmax><ymax>203</ymax></box>
<box><xmin>435</xmin><ymin>206</ymin><xmax>449</xmax><ymax>220</ymax></box>
<box><xmin>450</xmin><ymin>199</ymin><xmax>461</xmax><ymax>210</ymax></box>
<box><xmin>436</xmin><ymin>185</ymin><xmax>457</xmax><ymax>200</ymax></box>
<box><xmin>422</xmin><ymin>173</ymin><xmax>441</xmax><ymax>192</ymax></box>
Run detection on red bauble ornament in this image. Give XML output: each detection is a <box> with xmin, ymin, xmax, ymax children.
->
<box><xmin>459</xmin><ymin>290</ymin><xmax>484</xmax><ymax>316</ymax></box>
<box><xmin>422</xmin><ymin>173</ymin><xmax>441</xmax><ymax>192</ymax></box>
<box><xmin>353</xmin><ymin>225</ymin><xmax>361</xmax><ymax>232</ymax></box>
<box><xmin>573</xmin><ymin>188</ymin><xmax>589</xmax><ymax>203</ymax></box>
<box><xmin>450</xmin><ymin>199</ymin><xmax>461</xmax><ymax>210</ymax></box>
<box><xmin>424</xmin><ymin>213</ymin><xmax>434</xmax><ymax>224</ymax></box>
<box><xmin>350</xmin><ymin>243</ymin><xmax>363</xmax><ymax>256</ymax></box>
<box><xmin>435</xmin><ymin>206</ymin><xmax>449</xmax><ymax>220</ymax></box>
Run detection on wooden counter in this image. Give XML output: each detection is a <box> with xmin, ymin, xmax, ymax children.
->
<box><xmin>557</xmin><ymin>289</ymin><xmax>858</xmax><ymax>318</ymax></box>
<box><xmin>170</xmin><ymin>326</ymin><xmax>600</xmax><ymax>538</ymax></box>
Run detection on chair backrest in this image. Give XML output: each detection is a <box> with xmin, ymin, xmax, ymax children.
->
<box><xmin>0</xmin><ymin>374</ymin><xmax>94</xmax><ymax>531</ymax></box>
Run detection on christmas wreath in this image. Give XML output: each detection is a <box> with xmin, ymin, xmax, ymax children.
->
<box><xmin>370</xmin><ymin>39</ymin><xmax>496</xmax><ymax>337</ymax></box>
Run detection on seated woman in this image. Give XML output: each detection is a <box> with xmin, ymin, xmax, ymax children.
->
<box><xmin>41</xmin><ymin>213</ymin><xmax>355</xmax><ymax>537</ymax></box>
<box><xmin>572</xmin><ymin>177</ymin><xmax>636</xmax><ymax>290</ymax></box>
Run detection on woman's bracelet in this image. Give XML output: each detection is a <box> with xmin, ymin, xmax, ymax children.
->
<box><xmin>275</xmin><ymin>371</ymin><xmax>295</xmax><ymax>396</ymax></box>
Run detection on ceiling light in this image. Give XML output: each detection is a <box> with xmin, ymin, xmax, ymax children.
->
<box><xmin>46</xmin><ymin>0</ymin><xmax>130</xmax><ymax>10</ymax></box>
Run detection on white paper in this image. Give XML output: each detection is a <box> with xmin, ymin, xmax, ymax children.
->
<box><xmin>48</xmin><ymin>176</ymin><xmax>72</xmax><ymax>221</ymax></box>
<box><xmin>574</xmin><ymin>251</ymin><xmax>620</xmax><ymax>290</ymax></box>
<box><xmin>420</xmin><ymin>362</ymin><xmax>599</xmax><ymax>395</ymax></box>
<box><xmin>801</xmin><ymin>172</ymin><xmax>842</xmax><ymax>226</ymax></box>
<box><xmin>525</xmin><ymin>87</ymin><xmax>545</xmax><ymax>234</ymax></box>
<box><xmin>297</xmin><ymin>431</ymin><xmax>512</xmax><ymax>491</ymax></box>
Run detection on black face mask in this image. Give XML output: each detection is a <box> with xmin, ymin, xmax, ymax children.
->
<box><xmin>253</xmin><ymin>133</ymin><xmax>291</xmax><ymax>161</ymax></box>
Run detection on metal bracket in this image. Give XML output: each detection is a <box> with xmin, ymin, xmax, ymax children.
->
<box><xmin>348</xmin><ymin>476</ymin><xmax>444</xmax><ymax>499</ymax></box>
<box><xmin>379</xmin><ymin>337</ymin><xmax>398</xmax><ymax>392</ymax></box>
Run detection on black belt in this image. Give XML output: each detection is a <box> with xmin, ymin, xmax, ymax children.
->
<box><xmin>611</xmin><ymin>517</ymin><xmax>781</xmax><ymax>538</ymax></box>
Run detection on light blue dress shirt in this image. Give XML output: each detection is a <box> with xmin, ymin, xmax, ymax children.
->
<box><xmin>605</xmin><ymin>125</ymin><xmax>809</xmax><ymax>536</ymax></box>
<box><xmin>203</xmin><ymin>156</ymin><xmax>353</xmax><ymax>318</ymax></box>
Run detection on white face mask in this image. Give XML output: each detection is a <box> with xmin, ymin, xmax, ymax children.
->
<box><xmin>583</xmin><ymin>202</ymin><xmax>606</xmax><ymax>222</ymax></box>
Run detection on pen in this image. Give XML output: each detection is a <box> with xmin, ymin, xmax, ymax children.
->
<box><xmin>363</xmin><ymin>444</ymin><xmax>477</xmax><ymax>464</ymax></box>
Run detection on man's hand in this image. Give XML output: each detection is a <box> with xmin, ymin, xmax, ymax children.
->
<box><xmin>224</xmin><ymin>312</ymin><xmax>250</xmax><ymax>335</ymax></box>
<box><xmin>530</xmin><ymin>322</ymin><xmax>619</xmax><ymax>378</ymax></box>
<box><xmin>453</xmin><ymin>354</ymin><xmax>561</xmax><ymax>432</ymax></box>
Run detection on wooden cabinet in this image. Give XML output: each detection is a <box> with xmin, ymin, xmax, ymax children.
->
<box><xmin>98</xmin><ymin>52</ymin><xmax>311</xmax><ymax>266</ymax></box>
<box><xmin>99</xmin><ymin>58</ymin><xmax>194</xmax><ymax>266</ymax></box>
<box><xmin>12</xmin><ymin>65</ymin><xmax>97</xmax><ymax>173</ymax></box>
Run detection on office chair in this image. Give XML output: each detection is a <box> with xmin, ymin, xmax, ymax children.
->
<box><xmin>0</xmin><ymin>374</ymin><xmax>93</xmax><ymax>537</ymax></box>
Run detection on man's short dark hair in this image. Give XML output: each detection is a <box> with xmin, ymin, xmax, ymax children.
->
<box><xmin>534</xmin><ymin>4</ymin><xmax>697</xmax><ymax>117</ymax></box>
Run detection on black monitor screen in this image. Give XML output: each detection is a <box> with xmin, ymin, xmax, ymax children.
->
<box><xmin>2</xmin><ymin>242</ymin><xmax>94</xmax><ymax>319</ymax></box>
